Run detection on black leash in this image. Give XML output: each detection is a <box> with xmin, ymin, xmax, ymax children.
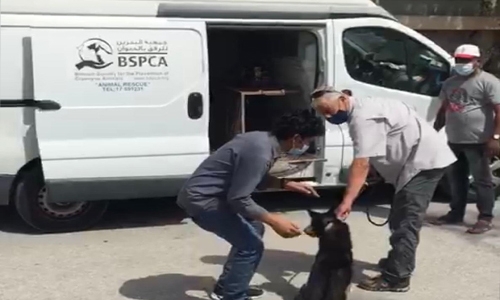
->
<box><xmin>360</xmin><ymin>181</ymin><xmax>392</xmax><ymax>227</ymax></box>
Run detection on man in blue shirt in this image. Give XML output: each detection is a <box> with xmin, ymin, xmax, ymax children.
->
<box><xmin>177</xmin><ymin>110</ymin><xmax>325</xmax><ymax>300</ymax></box>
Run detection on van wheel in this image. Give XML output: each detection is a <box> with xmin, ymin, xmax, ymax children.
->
<box><xmin>13</xmin><ymin>163</ymin><xmax>108</xmax><ymax>233</ymax></box>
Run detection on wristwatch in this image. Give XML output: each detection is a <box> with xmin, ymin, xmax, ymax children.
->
<box><xmin>493</xmin><ymin>134</ymin><xmax>500</xmax><ymax>140</ymax></box>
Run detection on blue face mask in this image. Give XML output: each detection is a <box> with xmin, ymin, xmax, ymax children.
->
<box><xmin>288</xmin><ymin>144</ymin><xmax>309</xmax><ymax>157</ymax></box>
<box><xmin>454</xmin><ymin>63</ymin><xmax>475</xmax><ymax>76</ymax></box>
<box><xmin>326</xmin><ymin>110</ymin><xmax>349</xmax><ymax>125</ymax></box>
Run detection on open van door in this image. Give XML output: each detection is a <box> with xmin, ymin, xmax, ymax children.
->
<box><xmin>327</xmin><ymin>17</ymin><xmax>453</xmax><ymax>183</ymax></box>
<box><xmin>331</xmin><ymin>17</ymin><xmax>452</xmax><ymax>122</ymax></box>
<box><xmin>30</xmin><ymin>18</ymin><xmax>209</xmax><ymax>202</ymax></box>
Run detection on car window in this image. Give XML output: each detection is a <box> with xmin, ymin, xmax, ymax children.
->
<box><xmin>342</xmin><ymin>27</ymin><xmax>450</xmax><ymax>97</ymax></box>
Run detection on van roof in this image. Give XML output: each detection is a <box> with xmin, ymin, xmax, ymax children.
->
<box><xmin>1</xmin><ymin>0</ymin><xmax>396</xmax><ymax>20</ymax></box>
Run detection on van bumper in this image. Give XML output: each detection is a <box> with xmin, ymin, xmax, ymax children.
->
<box><xmin>0</xmin><ymin>175</ymin><xmax>14</xmax><ymax>205</ymax></box>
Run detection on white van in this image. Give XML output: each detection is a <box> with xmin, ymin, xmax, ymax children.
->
<box><xmin>0</xmin><ymin>0</ymin><xmax>456</xmax><ymax>232</ymax></box>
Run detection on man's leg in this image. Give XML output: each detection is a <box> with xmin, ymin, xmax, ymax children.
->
<box><xmin>464</xmin><ymin>144</ymin><xmax>495</xmax><ymax>234</ymax></box>
<box><xmin>193</xmin><ymin>210</ymin><xmax>265</xmax><ymax>300</ymax></box>
<box><xmin>359</xmin><ymin>168</ymin><xmax>445</xmax><ymax>292</ymax></box>
<box><xmin>433</xmin><ymin>144</ymin><xmax>469</xmax><ymax>224</ymax></box>
<box><xmin>213</xmin><ymin>219</ymin><xmax>265</xmax><ymax>298</ymax></box>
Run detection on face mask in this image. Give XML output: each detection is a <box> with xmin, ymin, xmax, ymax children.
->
<box><xmin>454</xmin><ymin>63</ymin><xmax>475</xmax><ymax>76</ymax></box>
<box><xmin>326</xmin><ymin>110</ymin><xmax>349</xmax><ymax>125</ymax></box>
<box><xmin>288</xmin><ymin>144</ymin><xmax>309</xmax><ymax>157</ymax></box>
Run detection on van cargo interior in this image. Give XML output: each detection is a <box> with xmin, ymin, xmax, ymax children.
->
<box><xmin>207</xmin><ymin>27</ymin><xmax>319</xmax><ymax>146</ymax></box>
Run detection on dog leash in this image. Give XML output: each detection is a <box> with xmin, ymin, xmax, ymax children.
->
<box><xmin>360</xmin><ymin>181</ymin><xmax>392</xmax><ymax>227</ymax></box>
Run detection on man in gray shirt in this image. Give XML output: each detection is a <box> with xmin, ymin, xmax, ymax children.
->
<box><xmin>433</xmin><ymin>44</ymin><xmax>500</xmax><ymax>234</ymax></box>
<box><xmin>177</xmin><ymin>110</ymin><xmax>325</xmax><ymax>300</ymax></box>
<box><xmin>312</xmin><ymin>88</ymin><xmax>456</xmax><ymax>293</ymax></box>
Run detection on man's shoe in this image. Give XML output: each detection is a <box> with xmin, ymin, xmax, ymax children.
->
<box><xmin>358</xmin><ymin>275</ymin><xmax>410</xmax><ymax>293</ymax></box>
<box><xmin>429</xmin><ymin>213</ymin><xmax>463</xmax><ymax>225</ymax></box>
<box><xmin>210</xmin><ymin>285</ymin><xmax>264</xmax><ymax>300</ymax></box>
<box><xmin>466</xmin><ymin>219</ymin><xmax>493</xmax><ymax>234</ymax></box>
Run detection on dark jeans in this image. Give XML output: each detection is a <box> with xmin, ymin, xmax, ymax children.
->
<box><xmin>384</xmin><ymin>168</ymin><xmax>445</xmax><ymax>280</ymax></box>
<box><xmin>447</xmin><ymin>143</ymin><xmax>495</xmax><ymax>220</ymax></box>
<box><xmin>192</xmin><ymin>208</ymin><xmax>265</xmax><ymax>300</ymax></box>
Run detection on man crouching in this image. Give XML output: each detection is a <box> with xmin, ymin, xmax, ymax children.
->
<box><xmin>177</xmin><ymin>110</ymin><xmax>325</xmax><ymax>300</ymax></box>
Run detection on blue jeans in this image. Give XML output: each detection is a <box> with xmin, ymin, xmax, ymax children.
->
<box><xmin>192</xmin><ymin>208</ymin><xmax>265</xmax><ymax>300</ymax></box>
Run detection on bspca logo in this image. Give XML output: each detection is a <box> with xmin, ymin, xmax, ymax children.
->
<box><xmin>75</xmin><ymin>38</ymin><xmax>114</xmax><ymax>70</ymax></box>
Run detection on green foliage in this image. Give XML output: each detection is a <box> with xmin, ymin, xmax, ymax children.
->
<box><xmin>481</xmin><ymin>0</ymin><xmax>497</xmax><ymax>16</ymax></box>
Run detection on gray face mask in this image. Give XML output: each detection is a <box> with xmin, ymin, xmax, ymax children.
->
<box><xmin>288</xmin><ymin>144</ymin><xmax>309</xmax><ymax>156</ymax></box>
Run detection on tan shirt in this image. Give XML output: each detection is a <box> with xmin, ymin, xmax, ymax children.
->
<box><xmin>347</xmin><ymin>96</ymin><xmax>456</xmax><ymax>192</ymax></box>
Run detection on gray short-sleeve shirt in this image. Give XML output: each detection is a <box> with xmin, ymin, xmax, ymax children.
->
<box><xmin>348</xmin><ymin>96</ymin><xmax>456</xmax><ymax>192</ymax></box>
<box><xmin>439</xmin><ymin>70</ymin><xmax>500</xmax><ymax>144</ymax></box>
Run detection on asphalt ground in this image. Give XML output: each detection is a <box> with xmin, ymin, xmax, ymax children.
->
<box><xmin>0</xmin><ymin>189</ymin><xmax>498</xmax><ymax>300</ymax></box>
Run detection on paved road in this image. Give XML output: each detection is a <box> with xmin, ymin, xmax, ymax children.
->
<box><xmin>0</xmin><ymin>193</ymin><xmax>499</xmax><ymax>300</ymax></box>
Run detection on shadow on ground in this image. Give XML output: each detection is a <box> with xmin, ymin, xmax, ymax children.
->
<box><xmin>119</xmin><ymin>248</ymin><xmax>377</xmax><ymax>300</ymax></box>
<box><xmin>201</xmin><ymin>249</ymin><xmax>377</xmax><ymax>299</ymax></box>
<box><xmin>120</xmin><ymin>273</ymin><xmax>214</xmax><ymax>300</ymax></box>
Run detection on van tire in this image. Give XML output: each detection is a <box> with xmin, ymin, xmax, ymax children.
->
<box><xmin>13</xmin><ymin>163</ymin><xmax>108</xmax><ymax>233</ymax></box>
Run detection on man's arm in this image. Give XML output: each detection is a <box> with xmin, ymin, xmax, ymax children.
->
<box><xmin>343</xmin><ymin>157</ymin><xmax>370</xmax><ymax>205</ymax></box>
<box><xmin>485</xmin><ymin>77</ymin><xmax>500</xmax><ymax>136</ymax></box>
<box><xmin>343</xmin><ymin>118</ymin><xmax>388</xmax><ymax>206</ymax></box>
<box><xmin>434</xmin><ymin>89</ymin><xmax>448</xmax><ymax>131</ymax></box>
<box><xmin>226</xmin><ymin>150</ymin><xmax>271</xmax><ymax>219</ymax></box>
<box><xmin>226</xmin><ymin>151</ymin><xmax>301</xmax><ymax>236</ymax></box>
<box><xmin>257</xmin><ymin>174</ymin><xmax>283</xmax><ymax>190</ymax></box>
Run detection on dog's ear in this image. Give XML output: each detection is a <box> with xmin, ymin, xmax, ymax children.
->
<box><xmin>325</xmin><ymin>205</ymin><xmax>337</xmax><ymax>217</ymax></box>
<box><xmin>307</xmin><ymin>209</ymin><xmax>318</xmax><ymax>218</ymax></box>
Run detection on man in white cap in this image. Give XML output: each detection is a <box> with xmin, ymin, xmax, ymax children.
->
<box><xmin>311</xmin><ymin>88</ymin><xmax>456</xmax><ymax>292</ymax></box>
<box><xmin>433</xmin><ymin>44</ymin><xmax>500</xmax><ymax>234</ymax></box>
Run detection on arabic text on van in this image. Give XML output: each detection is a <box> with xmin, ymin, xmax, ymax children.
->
<box><xmin>116</xmin><ymin>40</ymin><xmax>169</xmax><ymax>68</ymax></box>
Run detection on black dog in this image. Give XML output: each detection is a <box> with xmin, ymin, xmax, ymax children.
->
<box><xmin>294</xmin><ymin>207</ymin><xmax>353</xmax><ymax>300</ymax></box>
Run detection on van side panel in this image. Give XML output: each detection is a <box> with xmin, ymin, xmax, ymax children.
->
<box><xmin>29</xmin><ymin>17</ymin><xmax>210</xmax><ymax>202</ymax></box>
<box><xmin>0</xmin><ymin>26</ymin><xmax>39</xmax><ymax>205</ymax></box>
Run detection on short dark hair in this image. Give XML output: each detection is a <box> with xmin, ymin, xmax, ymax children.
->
<box><xmin>271</xmin><ymin>109</ymin><xmax>325</xmax><ymax>141</ymax></box>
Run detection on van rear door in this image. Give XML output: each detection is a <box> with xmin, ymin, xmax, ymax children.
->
<box><xmin>31</xmin><ymin>17</ymin><xmax>209</xmax><ymax>201</ymax></box>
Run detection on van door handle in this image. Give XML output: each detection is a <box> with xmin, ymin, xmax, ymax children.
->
<box><xmin>0</xmin><ymin>99</ymin><xmax>61</xmax><ymax>111</ymax></box>
<box><xmin>187</xmin><ymin>92</ymin><xmax>203</xmax><ymax>119</ymax></box>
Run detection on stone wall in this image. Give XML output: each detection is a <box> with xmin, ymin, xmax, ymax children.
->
<box><xmin>420</xmin><ymin>30</ymin><xmax>500</xmax><ymax>76</ymax></box>
<box><xmin>372</xmin><ymin>0</ymin><xmax>500</xmax><ymax>76</ymax></box>
<box><xmin>379</xmin><ymin>0</ymin><xmax>499</xmax><ymax>16</ymax></box>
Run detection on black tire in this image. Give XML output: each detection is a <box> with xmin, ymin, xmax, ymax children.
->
<box><xmin>13</xmin><ymin>162</ymin><xmax>108</xmax><ymax>233</ymax></box>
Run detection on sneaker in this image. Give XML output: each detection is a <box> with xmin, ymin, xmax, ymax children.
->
<box><xmin>210</xmin><ymin>286</ymin><xmax>264</xmax><ymax>300</ymax></box>
<box><xmin>429</xmin><ymin>213</ymin><xmax>463</xmax><ymax>225</ymax></box>
<box><xmin>466</xmin><ymin>219</ymin><xmax>493</xmax><ymax>234</ymax></box>
<box><xmin>358</xmin><ymin>275</ymin><xmax>410</xmax><ymax>293</ymax></box>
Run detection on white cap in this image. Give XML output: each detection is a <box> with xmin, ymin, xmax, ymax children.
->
<box><xmin>454</xmin><ymin>44</ymin><xmax>481</xmax><ymax>59</ymax></box>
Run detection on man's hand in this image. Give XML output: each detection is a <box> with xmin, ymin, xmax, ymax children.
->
<box><xmin>335</xmin><ymin>200</ymin><xmax>353</xmax><ymax>220</ymax></box>
<box><xmin>433</xmin><ymin>119</ymin><xmax>444</xmax><ymax>132</ymax></box>
<box><xmin>267</xmin><ymin>214</ymin><xmax>302</xmax><ymax>238</ymax></box>
<box><xmin>486</xmin><ymin>139</ymin><xmax>500</xmax><ymax>157</ymax></box>
<box><xmin>284</xmin><ymin>181</ymin><xmax>320</xmax><ymax>197</ymax></box>
<box><xmin>434</xmin><ymin>101</ymin><xmax>447</xmax><ymax>131</ymax></box>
